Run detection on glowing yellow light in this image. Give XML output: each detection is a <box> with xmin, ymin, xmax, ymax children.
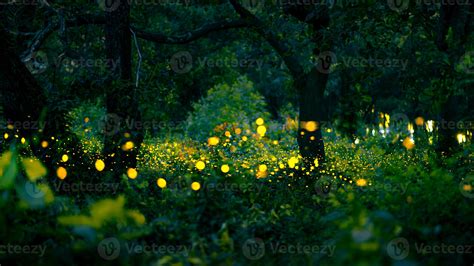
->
<box><xmin>415</xmin><ymin>117</ymin><xmax>424</xmax><ymax>126</ymax></box>
<box><xmin>235</xmin><ymin>128</ymin><xmax>242</xmax><ymax>135</ymax></box>
<box><xmin>84</xmin><ymin>117</ymin><xmax>90</xmax><ymax>123</ymax></box>
<box><xmin>256</xmin><ymin>118</ymin><xmax>264</xmax><ymax>126</ymax></box>
<box><xmin>221</xmin><ymin>164</ymin><xmax>230</xmax><ymax>173</ymax></box>
<box><xmin>127</xmin><ymin>168</ymin><xmax>138</xmax><ymax>179</ymax></box>
<box><xmin>258</xmin><ymin>164</ymin><xmax>267</xmax><ymax>172</ymax></box>
<box><xmin>356</xmin><ymin>179</ymin><xmax>367</xmax><ymax>187</ymax></box>
<box><xmin>157</xmin><ymin>178</ymin><xmax>167</xmax><ymax>188</ymax></box>
<box><xmin>196</xmin><ymin>161</ymin><xmax>205</xmax><ymax>170</ymax></box>
<box><xmin>3</xmin><ymin>133</ymin><xmax>8</xmax><ymax>139</ymax></box>
<box><xmin>20</xmin><ymin>137</ymin><xmax>26</xmax><ymax>144</ymax></box>
<box><xmin>302</xmin><ymin>121</ymin><xmax>318</xmax><ymax>132</ymax></box>
<box><xmin>56</xmin><ymin>167</ymin><xmax>67</xmax><ymax>180</ymax></box>
<box><xmin>457</xmin><ymin>133</ymin><xmax>467</xmax><ymax>144</ymax></box>
<box><xmin>225</xmin><ymin>131</ymin><xmax>231</xmax><ymax>138</ymax></box>
<box><xmin>61</xmin><ymin>154</ymin><xmax>69</xmax><ymax>162</ymax></box>
<box><xmin>122</xmin><ymin>141</ymin><xmax>134</xmax><ymax>151</ymax></box>
<box><xmin>191</xmin><ymin>181</ymin><xmax>201</xmax><ymax>191</ymax></box>
<box><xmin>402</xmin><ymin>137</ymin><xmax>415</xmax><ymax>150</ymax></box>
<box><xmin>95</xmin><ymin>159</ymin><xmax>105</xmax><ymax>171</ymax></box>
<box><xmin>208</xmin><ymin>137</ymin><xmax>220</xmax><ymax>146</ymax></box>
<box><xmin>288</xmin><ymin>157</ymin><xmax>299</xmax><ymax>168</ymax></box>
<box><xmin>463</xmin><ymin>184</ymin><xmax>472</xmax><ymax>192</ymax></box>
<box><xmin>257</xmin><ymin>125</ymin><xmax>267</xmax><ymax>137</ymax></box>
<box><xmin>41</xmin><ymin>141</ymin><xmax>48</xmax><ymax>148</ymax></box>
<box><xmin>407</xmin><ymin>123</ymin><xmax>414</xmax><ymax>133</ymax></box>
<box><xmin>314</xmin><ymin>159</ymin><xmax>319</xmax><ymax>167</ymax></box>
<box><xmin>426</xmin><ymin>120</ymin><xmax>434</xmax><ymax>132</ymax></box>
<box><xmin>242</xmin><ymin>136</ymin><xmax>248</xmax><ymax>141</ymax></box>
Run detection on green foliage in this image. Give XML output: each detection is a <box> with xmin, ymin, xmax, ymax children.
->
<box><xmin>186</xmin><ymin>76</ymin><xmax>271</xmax><ymax>140</ymax></box>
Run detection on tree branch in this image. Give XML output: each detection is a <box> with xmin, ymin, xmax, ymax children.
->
<box><xmin>131</xmin><ymin>18</ymin><xmax>250</xmax><ymax>44</ymax></box>
<box><xmin>229</xmin><ymin>0</ymin><xmax>304</xmax><ymax>78</ymax></box>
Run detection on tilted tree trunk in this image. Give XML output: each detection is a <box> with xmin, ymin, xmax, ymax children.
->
<box><xmin>229</xmin><ymin>0</ymin><xmax>331</xmax><ymax>166</ymax></box>
<box><xmin>103</xmin><ymin>0</ymin><xmax>144</xmax><ymax>171</ymax></box>
<box><xmin>0</xmin><ymin>25</ymin><xmax>88</xmax><ymax>182</ymax></box>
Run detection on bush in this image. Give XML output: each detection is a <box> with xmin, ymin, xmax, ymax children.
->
<box><xmin>186</xmin><ymin>76</ymin><xmax>271</xmax><ymax>140</ymax></box>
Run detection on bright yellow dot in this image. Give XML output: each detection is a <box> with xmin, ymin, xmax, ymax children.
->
<box><xmin>457</xmin><ymin>133</ymin><xmax>466</xmax><ymax>144</ymax></box>
<box><xmin>288</xmin><ymin>157</ymin><xmax>299</xmax><ymax>168</ymax></box>
<box><xmin>3</xmin><ymin>133</ymin><xmax>8</xmax><ymax>139</ymax></box>
<box><xmin>20</xmin><ymin>137</ymin><xmax>26</xmax><ymax>144</ymax></box>
<box><xmin>56</xmin><ymin>167</ymin><xmax>67</xmax><ymax>180</ymax></box>
<box><xmin>242</xmin><ymin>136</ymin><xmax>248</xmax><ymax>141</ymax></box>
<box><xmin>303</xmin><ymin>121</ymin><xmax>318</xmax><ymax>132</ymax></box>
<box><xmin>191</xmin><ymin>181</ymin><xmax>201</xmax><ymax>191</ymax></box>
<box><xmin>258</xmin><ymin>164</ymin><xmax>267</xmax><ymax>172</ymax></box>
<box><xmin>122</xmin><ymin>141</ymin><xmax>134</xmax><ymax>151</ymax></box>
<box><xmin>257</xmin><ymin>125</ymin><xmax>267</xmax><ymax>137</ymax></box>
<box><xmin>208</xmin><ymin>137</ymin><xmax>220</xmax><ymax>146</ymax></box>
<box><xmin>127</xmin><ymin>168</ymin><xmax>138</xmax><ymax>179</ymax></box>
<box><xmin>196</xmin><ymin>161</ymin><xmax>206</xmax><ymax>170</ymax></box>
<box><xmin>356</xmin><ymin>179</ymin><xmax>367</xmax><ymax>187</ymax></box>
<box><xmin>402</xmin><ymin>137</ymin><xmax>415</xmax><ymax>150</ymax></box>
<box><xmin>61</xmin><ymin>154</ymin><xmax>69</xmax><ymax>162</ymax></box>
<box><xmin>256</xmin><ymin>118</ymin><xmax>264</xmax><ymax>126</ymax></box>
<box><xmin>235</xmin><ymin>128</ymin><xmax>242</xmax><ymax>135</ymax></box>
<box><xmin>225</xmin><ymin>131</ymin><xmax>231</xmax><ymax>138</ymax></box>
<box><xmin>314</xmin><ymin>159</ymin><xmax>319</xmax><ymax>167</ymax></box>
<box><xmin>157</xmin><ymin>178</ymin><xmax>167</xmax><ymax>188</ymax></box>
<box><xmin>221</xmin><ymin>164</ymin><xmax>230</xmax><ymax>173</ymax></box>
<box><xmin>41</xmin><ymin>141</ymin><xmax>48</xmax><ymax>148</ymax></box>
<box><xmin>84</xmin><ymin>117</ymin><xmax>90</xmax><ymax>123</ymax></box>
<box><xmin>95</xmin><ymin>159</ymin><xmax>105</xmax><ymax>172</ymax></box>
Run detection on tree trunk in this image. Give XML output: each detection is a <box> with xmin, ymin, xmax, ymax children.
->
<box><xmin>103</xmin><ymin>0</ymin><xmax>144</xmax><ymax>171</ymax></box>
<box><xmin>295</xmin><ymin>68</ymin><xmax>328</xmax><ymax>166</ymax></box>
